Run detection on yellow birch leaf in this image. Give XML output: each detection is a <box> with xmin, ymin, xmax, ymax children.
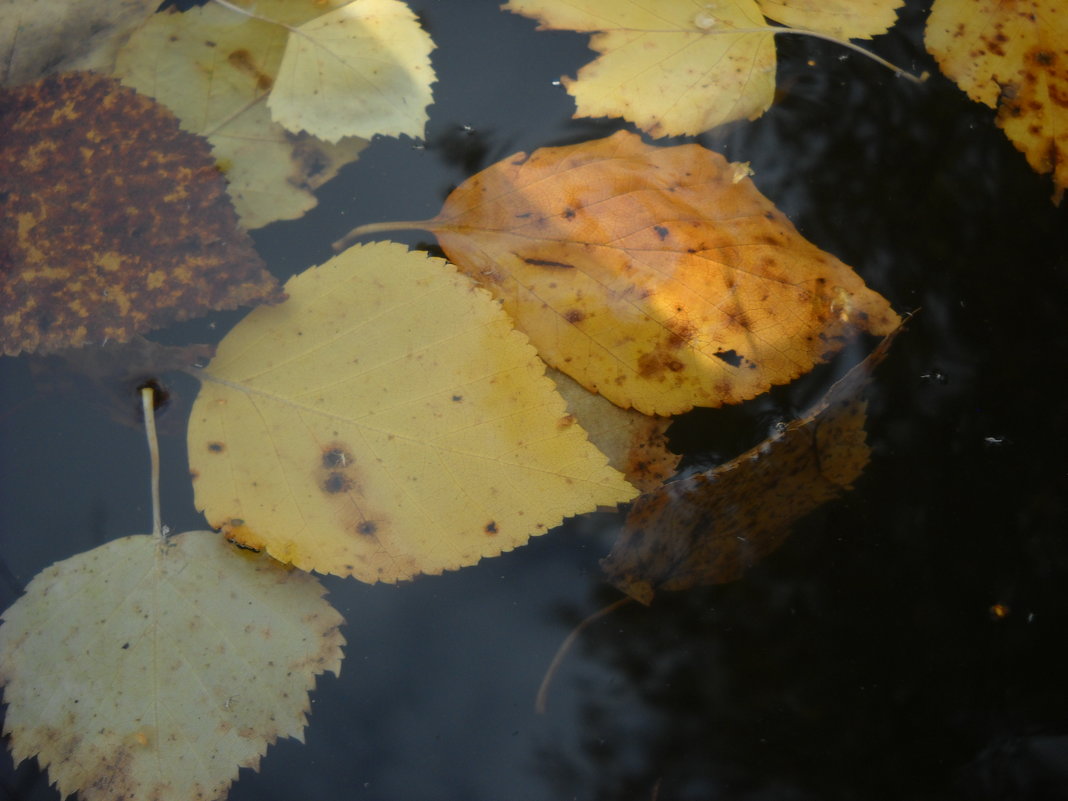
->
<box><xmin>267</xmin><ymin>0</ymin><xmax>436</xmax><ymax>142</ymax></box>
<box><xmin>756</xmin><ymin>0</ymin><xmax>903</xmax><ymax>39</ymax></box>
<box><xmin>338</xmin><ymin>132</ymin><xmax>900</xmax><ymax>416</ymax></box>
<box><xmin>926</xmin><ymin>0</ymin><xmax>1068</xmax><ymax>204</ymax></box>
<box><xmin>114</xmin><ymin>2</ymin><xmax>368</xmax><ymax>229</ymax></box>
<box><xmin>603</xmin><ymin>325</ymin><xmax>902</xmax><ymax>604</ymax></box>
<box><xmin>0</xmin><ymin>531</ymin><xmax>344</xmax><ymax>801</ymax></box>
<box><xmin>504</xmin><ymin>0</ymin><xmax>776</xmax><ymax>137</ymax></box>
<box><xmin>187</xmin><ymin>242</ymin><xmax>637</xmax><ymax>582</ymax></box>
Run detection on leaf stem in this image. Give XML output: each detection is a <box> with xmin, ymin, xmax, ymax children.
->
<box><xmin>209</xmin><ymin>0</ymin><xmax>299</xmax><ymax>34</ymax></box>
<box><xmin>141</xmin><ymin>387</ymin><xmax>163</xmax><ymax>541</ymax></box>
<box><xmin>618</xmin><ymin>24</ymin><xmax>926</xmax><ymax>84</ymax></box>
<box><xmin>534</xmin><ymin>596</ymin><xmax>632</xmax><ymax>714</ymax></box>
<box><xmin>333</xmin><ymin>220</ymin><xmax>436</xmax><ymax>252</ymax></box>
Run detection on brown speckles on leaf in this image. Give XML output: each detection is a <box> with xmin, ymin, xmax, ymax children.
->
<box><xmin>413</xmin><ymin>131</ymin><xmax>898</xmax><ymax>414</ymax></box>
<box><xmin>926</xmin><ymin>0</ymin><xmax>1068</xmax><ymax>203</ymax></box>
<box><xmin>0</xmin><ymin>72</ymin><xmax>282</xmax><ymax>356</ymax></box>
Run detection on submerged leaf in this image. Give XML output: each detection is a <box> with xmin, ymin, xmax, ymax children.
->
<box><xmin>0</xmin><ymin>72</ymin><xmax>281</xmax><ymax>356</ymax></box>
<box><xmin>341</xmin><ymin>131</ymin><xmax>899</xmax><ymax>416</ymax></box>
<box><xmin>114</xmin><ymin>2</ymin><xmax>368</xmax><ymax>229</ymax></box>
<box><xmin>268</xmin><ymin>0</ymin><xmax>436</xmax><ymax>141</ymax></box>
<box><xmin>0</xmin><ymin>530</ymin><xmax>344</xmax><ymax>801</ymax></box>
<box><xmin>926</xmin><ymin>0</ymin><xmax>1068</xmax><ymax>203</ymax></box>
<box><xmin>603</xmin><ymin>327</ymin><xmax>903</xmax><ymax>604</ymax></box>
<box><xmin>0</xmin><ymin>0</ymin><xmax>157</xmax><ymax>87</ymax></box>
<box><xmin>548</xmin><ymin>368</ymin><xmax>681</xmax><ymax>493</ymax></box>
<box><xmin>188</xmin><ymin>242</ymin><xmax>637</xmax><ymax>582</ymax></box>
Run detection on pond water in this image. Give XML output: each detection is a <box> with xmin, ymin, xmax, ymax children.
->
<box><xmin>3</xmin><ymin>1</ymin><xmax>1068</xmax><ymax>800</ymax></box>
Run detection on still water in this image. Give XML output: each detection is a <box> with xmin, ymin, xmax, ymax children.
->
<box><xmin>2</xmin><ymin>1</ymin><xmax>1068</xmax><ymax>800</ymax></box>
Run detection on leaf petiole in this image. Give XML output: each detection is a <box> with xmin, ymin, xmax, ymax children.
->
<box><xmin>141</xmin><ymin>387</ymin><xmax>163</xmax><ymax>541</ymax></box>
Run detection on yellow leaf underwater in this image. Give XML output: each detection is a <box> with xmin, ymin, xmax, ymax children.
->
<box><xmin>926</xmin><ymin>0</ymin><xmax>1068</xmax><ymax>203</ymax></box>
<box><xmin>0</xmin><ymin>530</ymin><xmax>344</xmax><ymax>801</ymax></box>
<box><xmin>505</xmin><ymin>0</ymin><xmax>776</xmax><ymax>136</ymax></box>
<box><xmin>114</xmin><ymin>1</ymin><xmax>369</xmax><ymax>228</ymax></box>
<box><xmin>188</xmin><ymin>242</ymin><xmax>637</xmax><ymax>582</ymax></box>
<box><xmin>268</xmin><ymin>0</ymin><xmax>436</xmax><ymax>141</ymax></box>
<box><xmin>602</xmin><ymin>326</ymin><xmax>903</xmax><ymax>604</ymax></box>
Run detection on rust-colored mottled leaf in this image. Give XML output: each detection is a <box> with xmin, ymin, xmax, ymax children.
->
<box><xmin>547</xmin><ymin>368</ymin><xmax>680</xmax><ymax>493</ymax></box>
<box><xmin>0</xmin><ymin>72</ymin><xmax>282</xmax><ymax>357</ymax></box>
<box><xmin>926</xmin><ymin>0</ymin><xmax>1068</xmax><ymax>204</ymax></box>
<box><xmin>338</xmin><ymin>131</ymin><xmax>899</xmax><ymax>416</ymax></box>
<box><xmin>602</xmin><ymin>326</ymin><xmax>903</xmax><ymax>604</ymax></box>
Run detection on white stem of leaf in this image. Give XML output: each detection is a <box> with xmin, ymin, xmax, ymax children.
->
<box><xmin>141</xmin><ymin>387</ymin><xmax>163</xmax><ymax>541</ymax></box>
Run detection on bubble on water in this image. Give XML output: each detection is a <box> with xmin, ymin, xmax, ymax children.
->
<box><xmin>920</xmin><ymin>368</ymin><xmax>948</xmax><ymax>384</ymax></box>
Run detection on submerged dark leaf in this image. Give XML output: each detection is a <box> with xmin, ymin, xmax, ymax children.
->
<box><xmin>0</xmin><ymin>71</ymin><xmax>282</xmax><ymax>357</ymax></box>
<box><xmin>602</xmin><ymin>326</ymin><xmax>905</xmax><ymax>604</ymax></box>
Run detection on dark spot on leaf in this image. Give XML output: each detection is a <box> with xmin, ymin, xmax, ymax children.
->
<box><xmin>485</xmin><ymin>521</ymin><xmax>498</xmax><ymax>535</ymax></box>
<box><xmin>522</xmin><ymin>256</ymin><xmax>574</xmax><ymax>269</ymax></box>
<box><xmin>357</xmin><ymin>521</ymin><xmax>377</xmax><ymax>536</ymax></box>
<box><xmin>322</xmin><ymin>472</ymin><xmax>353</xmax><ymax>494</ymax></box>
<box><xmin>563</xmin><ymin>207</ymin><xmax>576</xmax><ymax>219</ymax></box>
<box><xmin>714</xmin><ymin>349</ymin><xmax>744</xmax><ymax>367</ymax></box>
<box><xmin>564</xmin><ymin>309</ymin><xmax>585</xmax><ymax>323</ymax></box>
<box><xmin>654</xmin><ymin>225</ymin><xmax>669</xmax><ymax>240</ymax></box>
<box><xmin>452</xmin><ymin>394</ymin><xmax>463</xmax><ymax>402</ymax></box>
<box><xmin>208</xmin><ymin>441</ymin><xmax>225</xmax><ymax>453</ymax></box>
<box><xmin>321</xmin><ymin>447</ymin><xmax>351</xmax><ymax>469</ymax></box>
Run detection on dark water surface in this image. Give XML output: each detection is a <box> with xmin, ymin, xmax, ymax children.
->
<box><xmin>3</xmin><ymin>1</ymin><xmax>1068</xmax><ymax>800</ymax></box>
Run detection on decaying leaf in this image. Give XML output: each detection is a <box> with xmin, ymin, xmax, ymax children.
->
<box><xmin>188</xmin><ymin>242</ymin><xmax>637</xmax><ymax>582</ymax></box>
<box><xmin>0</xmin><ymin>530</ymin><xmax>344</xmax><ymax>801</ymax></box>
<box><xmin>602</xmin><ymin>326</ymin><xmax>903</xmax><ymax>605</ymax></box>
<box><xmin>114</xmin><ymin>1</ymin><xmax>368</xmax><ymax>229</ymax></box>
<box><xmin>504</xmin><ymin>0</ymin><xmax>904</xmax><ymax>136</ymax></box>
<box><xmin>0</xmin><ymin>0</ymin><xmax>158</xmax><ymax>87</ymax></box>
<box><xmin>0</xmin><ymin>72</ymin><xmax>281</xmax><ymax>357</ymax></box>
<box><xmin>926</xmin><ymin>0</ymin><xmax>1068</xmax><ymax>204</ymax></box>
<box><xmin>548</xmin><ymin>368</ymin><xmax>680</xmax><ymax>493</ymax></box>
<box><xmin>339</xmin><ymin>131</ymin><xmax>899</xmax><ymax>416</ymax></box>
<box><xmin>268</xmin><ymin>0</ymin><xmax>437</xmax><ymax>142</ymax></box>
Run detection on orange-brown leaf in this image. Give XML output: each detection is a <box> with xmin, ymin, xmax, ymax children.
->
<box><xmin>602</xmin><ymin>325</ymin><xmax>903</xmax><ymax>604</ymax></box>
<box><xmin>344</xmin><ymin>131</ymin><xmax>899</xmax><ymax>415</ymax></box>
<box><xmin>926</xmin><ymin>0</ymin><xmax>1068</xmax><ymax>204</ymax></box>
<box><xmin>0</xmin><ymin>72</ymin><xmax>282</xmax><ymax>357</ymax></box>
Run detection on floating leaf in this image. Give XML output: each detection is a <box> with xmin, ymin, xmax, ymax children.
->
<box><xmin>602</xmin><ymin>326</ymin><xmax>903</xmax><ymax>604</ymax></box>
<box><xmin>548</xmin><ymin>368</ymin><xmax>680</xmax><ymax>493</ymax></box>
<box><xmin>505</xmin><ymin>0</ymin><xmax>775</xmax><ymax>136</ymax></box>
<box><xmin>504</xmin><ymin>0</ymin><xmax>904</xmax><ymax>136</ymax></box>
<box><xmin>926</xmin><ymin>0</ymin><xmax>1068</xmax><ymax>204</ymax></box>
<box><xmin>188</xmin><ymin>242</ymin><xmax>637</xmax><ymax>582</ymax></box>
<box><xmin>338</xmin><ymin>131</ymin><xmax>900</xmax><ymax>416</ymax></box>
<box><xmin>756</xmin><ymin>0</ymin><xmax>902</xmax><ymax>39</ymax></box>
<box><xmin>0</xmin><ymin>0</ymin><xmax>157</xmax><ymax>87</ymax></box>
<box><xmin>114</xmin><ymin>2</ymin><xmax>368</xmax><ymax>229</ymax></box>
<box><xmin>267</xmin><ymin>0</ymin><xmax>436</xmax><ymax>142</ymax></box>
<box><xmin>0</xmin><ymin>72</ymin><xmax>282</xmax><ymax>357</ymax></box>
